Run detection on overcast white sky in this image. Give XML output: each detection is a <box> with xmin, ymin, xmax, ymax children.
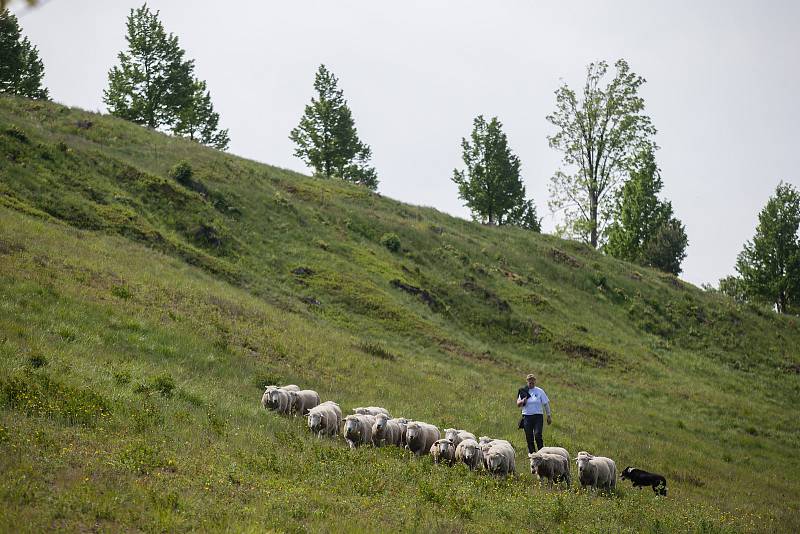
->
<box><xmin>13</xmin><ymin>0</ymin><xmax>800</xmax><ymax>287</ymax></box>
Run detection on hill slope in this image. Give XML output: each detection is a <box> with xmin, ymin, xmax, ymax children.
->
<box><xmin>1</xmin><ymin>95</ymin><xmax>799</xmax><ymax>532</ymax></box>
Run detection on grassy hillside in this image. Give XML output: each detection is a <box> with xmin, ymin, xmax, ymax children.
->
<box><xmin>1</xmin><ymin>94</ymin><xmax>799</xmax><ymax>532</ymax></box>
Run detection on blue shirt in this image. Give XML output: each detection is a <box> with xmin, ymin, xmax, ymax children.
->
<box><xmin>519</xmin><ymin>386</ymin><xmax>550</xmax><ymax>416</ymax></box>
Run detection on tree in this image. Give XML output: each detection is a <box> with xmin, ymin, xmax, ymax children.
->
<box><xmin>641</xmin><ymin>218</ymin><xmax>688</xmax><ymax>275</ymax></box>
<box><xmin>717</xmin><ymin>275</ymin><xmax>747</xmax><ymax>303</ymax></box>
<box><xmin>173</xmin><ymin>78</ymin><xmax>230</xmax><ymax>150</ymax></box>
<box><xmin>734</xmin><ymin>182</ymin><xmax>800</xmax><ymax>314</ymax></box>
<box><xmin>507</xmin><ymin>199</ymin><xmax>542</xmax><ymax>232</ymax></box>
<box><xmin>104</xmin><ymin>5</ymin><xmax>228</xmax><ymax>150</ymax></box>
<box><xmin>289</xmin><ymin>64</ymin><xmax>378</xmax><ymax>190</ymax></box>
<box><xmin>104</xmin><ymin>4</ymin><xmax>193</xmax><ymax>129</ymax></box>
<box><xmin>0</xmin><ymin>9</ymin><xmax>48</xmax><ymax>99</ymax></box>
<box><xmin>547</xmin><ymin>59</ymin><xmax>657</xmax><ymax>248</ymax></box>
<box><xmin>605</xmin><ymin>149</ymin><xmax>688</xmax><ymax>274</ymax></box>
<box><xmin>452</xmin><ymin>115</ymin><xmax>536</xmax><ymax>228</ymax></box>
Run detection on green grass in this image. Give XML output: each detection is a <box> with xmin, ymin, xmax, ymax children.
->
<box><xmin>1</xmin><ymin>94</ymin><xmax>799</xmax><ymax>532</ymax></box>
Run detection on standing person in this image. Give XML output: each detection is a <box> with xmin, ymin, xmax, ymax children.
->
<box><xmin>516</xmin><ymin>373</ymin><xmax>552</xmax><ymax>454</ymax></box>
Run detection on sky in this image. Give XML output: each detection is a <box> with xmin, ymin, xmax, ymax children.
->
<box><xmin>12</xmin><ymin>0</ymin><xmax>800</xmax><ymax>287</ymax></box>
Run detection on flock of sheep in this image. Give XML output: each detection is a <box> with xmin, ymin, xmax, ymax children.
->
<box><xmin>260</xmin><ymin>383</ymin><xmax>633</xmax><ymax>492</ymax></box>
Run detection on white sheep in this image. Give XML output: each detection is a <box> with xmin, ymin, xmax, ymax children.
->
<box><xmin>353</xmin><ymin>406</ymin><xmax>391</xmax><ymax>417</ymax></box>
<box><xmin>455</xmin><ymin>438</ymin><xmax>484</xmax><ymax>471</ymax></box>
<box><xmin>306</xmin><ymin>401</ymin><xmax>342</xmax><ymax>438</ymax></box>
<box><xmin>529</xmin><ymin>452</ymin><xmax>571</xmax><ymax>487</ymax></box>
<box><xmin>343</xmin><ymin>414</ymin><xmax>376</xmax><ymax>449</ymax></box>
<box><xmin>264</xmin><ymin>387</ymin><xmax>294</xmax><ymax>415</ymax></box>
<box><xmin>484</xmin><ymin>440</ymin><xmax>516</xmax><ymax>477</ymax></box>
<box><xmin>392</xmin><ymin>417</ymin><xmax>410</xmax><ymax>447</ymax></box>
<box><xmin>574</xmin><ymin>451</ymin><xmax>617</xmax><ymax>490</ymax></box>
<box><xmin>430</xmin><ymin>439</ymin><xmax>456</xmax><ymax>465</ymax></box>
<box><xmin>371</xmin><ymin>414</ymin><xmax>403</xmax><ymax>447</ymax></box>
<box><xmin>288</xmin><ymin>389</ymin><xmax>321</xmax><ymax>416</ymax></box>
<box><xmin>260</xmin><ymin>384</ymin><xmax>300</xmax><ymax>412</ymax></box>
<box><xmin>537</xmin><ymin>446</ymin><xmax>570</xmax><ymax>462</ymax></box>
<box><xmin>443</xmin><ymin>428</ymin><xmax>476</xmax><ymax>448</ymax></box>
<box><xmin>405</xmin><ymin>421</ymin><xmax>440</xmax><ymax>456</ymax></box>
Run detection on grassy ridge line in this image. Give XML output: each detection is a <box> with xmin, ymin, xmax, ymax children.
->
<box><xmin>0</xmin><ymin>209</ymin><xmax>748</xmax><ymax>532</ymax></box>
<box><xmin>0</xmin><ymin>94</ymin><xmax>799</xmax><ymax>530</ymax></box>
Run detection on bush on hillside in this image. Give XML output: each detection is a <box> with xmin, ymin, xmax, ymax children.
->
<box><xmin>169</xmin><ymin>161</ymin><xmax>194</xmax><ymax>186</ymax></box>
<box><xmin>380</xmin><ymin>232</ymin><xmax>401</xmax><ymax>252</ymax></box>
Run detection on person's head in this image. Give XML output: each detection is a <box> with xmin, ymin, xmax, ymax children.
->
<box><xmin>526</xmin><ymin>374</ymin><xmax>536</xmax><ymax>388</ymax></box>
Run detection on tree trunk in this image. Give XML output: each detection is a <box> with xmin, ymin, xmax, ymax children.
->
<box><xmin>590</xmin><ymin>193</ymin><xmax>598</xmax><ymax>248</ymax></box>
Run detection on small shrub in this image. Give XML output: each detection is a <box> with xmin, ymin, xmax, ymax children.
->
<box><xmin>380</xmin><ymin>233</ymin><xmax>401</xmax><ymax>253</ymax></box>
<box><xmin>169</xmin><ymin>161</ymin><xmax>193</xmax><ymax>186</ymax></box>
<box><xmin>119</xmin><ymin>443</ymin><xmax>164</xmax><ymax>475</ymax></box>
<box><xmin>133</xmin><ymin>372</ymin><xmax>176</xmax><ymax>398</ymax></box>
<box><xmin>113</xmin><ymin>370</ymin><xmax>131</xmax><ymax>385</ymax></box>
<box><xmin>190</xmin><ymin>220</ymin><xmax>226</xmax><ymax>250</ymax></box>
<box><xmin>150</xmin><ymin>373</ymin><xmax>176</xmax><ymax>398</ymax></box>
<box><xmin>111</xmin><ymin>285</ymin><xmax>133</xmax><ymax>300</ymax></box>
<box><xmin>4</xmin><ymin>125</ymin><xmax>29</xmax><ymax>143</ymax></box>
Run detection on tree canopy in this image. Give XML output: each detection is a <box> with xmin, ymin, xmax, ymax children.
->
<box><xmin>605</xmin><ymin>149</ymin><xmax>687</xmax><ymax>274</ymax></box>
<box><xmin>289</xmin><ymin>64</ymin><xmax>378</xmax><ymax>190</ymax></box>
<box><xmin>104</xmin><ymin>4</ymin><xmax>228</xmax><ymax>150</ymax></box>
<box><xmin>733</xmin><ymin>182</ymin><xmax>800</xmax><ymax>314</ymax></box>
<box><xmin>547</xmin><ymin>59</ymin><xmax>656</xmax><ymax>248</ymax></box>
<box><xmin>452</xmin><ymin>115</ymin><xmax>538</xmax><ymax>230</ymax></box>
<box><xmin>0</xmin><ymin>8</ymin><xmax>48</xmax><ymax>100</ymax></box>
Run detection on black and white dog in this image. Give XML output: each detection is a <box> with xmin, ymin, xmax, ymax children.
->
<box><xmin>620</xmin><ymin>466</ymin><xmax>668</xmax><ymax>496</ymax></box>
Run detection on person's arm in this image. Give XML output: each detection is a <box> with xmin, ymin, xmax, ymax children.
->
<box><xmin>543</xmin><ymin>402</ymin><xmax>552</xmax><ymax>424</ymax></box>
<box><xmin>516</xmin><ymin>395</ymin><xmax>526</xmax><ymax>407</ymax></box>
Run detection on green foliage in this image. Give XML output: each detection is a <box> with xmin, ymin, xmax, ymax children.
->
<box><xmin>0</xmin><ymin>9</ymin><xmax>48</xmax><ymax>100</ymax></box>
<box><xmin>169</xmin><ymin>160</ymin><xmax>193</xmax><ymax>185</ymax></box>
<box><xmin>134</xmin><ymin>373</ymin><xmax>176</xmax><ymax>398</ymax></box>
<box><xmin>717</xmin><ymin>275</ymin><xmax>747</xmax><ymax>302</ymax></box>
<box><xmin>103</xmin><ymin>5</ymin><xmax>228</xmax><ymax>150</ymax></box>
<box><xmin>507</xmin><ymin>198</ymin><xmax>542</xmax><ymax>232</ymax></box>
<box><xmin>605</xmin><ymin>149</ymin><xmax>688</xmax><ymax>274</ymax></box>
<box><xmin>104</xmin><ymin>5</ymin><xmax>193</xmax><ymax>129</ymax></box>
<box><xmin>380</xmin><ymin>232</ymin><xmax>401</xmax><ymax>252</ymax></box>
<box><xmin>172</xmin><ymin>78</ymin><xmax>229</xmax><ymax>150</ymax></box>
<box><xmin>642</xmin><ymin>218</ymin><xmax>689</xmax><ymax>275</ymax></box>
<box><xmin>0</xmin><ymin>373</ymin><xmax>110</xmax><ymax>426</ymax></box>
<box><xmin>4</xmin><ymin>123</ymin><xmax>27</xmax><ymax>142</ymax></box>
<box><xmin>289</xmin><ymin>64</ymin><xmax>378</xmax><ymax>190</ymax></box>
<box><xmin>452</xmin><ymin>115</ymin><xmax>531</xmax><ymax>226</ymax></box>
<box><xmin>734</xmin><ymin>181</ymin><xmax>800</xmax><ymax>314</ymax></box>
<box><xmin>547</xmin><ymin>59</ymin><xmax>656</xmax><ymax>247</ymax></box>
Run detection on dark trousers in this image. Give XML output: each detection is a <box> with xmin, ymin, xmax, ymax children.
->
<box><xmin>523</xmin><ymin>414</ymin><xmax>544</xmax><ymax>454</ymax></box>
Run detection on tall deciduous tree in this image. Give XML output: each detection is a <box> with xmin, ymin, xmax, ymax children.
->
<box><xmin>547</xmin><ymin>59</ymin><xmax>656</xmax><ymax>247</ymax></box>
<box><xmin>289</xmin><ymin>64</ymin><xmax>378</xmax><ymax>190</ymax></box>
<box><xmin>104</xmin><ymin>4</ymin><xmax>193</xmax><ymax>129</ymax></box>
<box><xmin>173</xmin><ymin>78</ymin><xmax>230</xmax><ymax>150</ymax></box>
<box><xmin>734</xmin><ymin>182</ymin><xmax>800</xmax><ymax>314</ymax></box>
<box><xmin>452</xmin><ymin>115</ymin><xmax>537</xmax><ymax>229</ymax></box>
<box><xmin>605</xmin><ymin>149</ymin><xmax>688</xmax><ymax>274</ymax></box>
<box><xmin>0</xmin><ymin>8</ymin><xmax>48</xmax><ymax>99</ymax></box>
